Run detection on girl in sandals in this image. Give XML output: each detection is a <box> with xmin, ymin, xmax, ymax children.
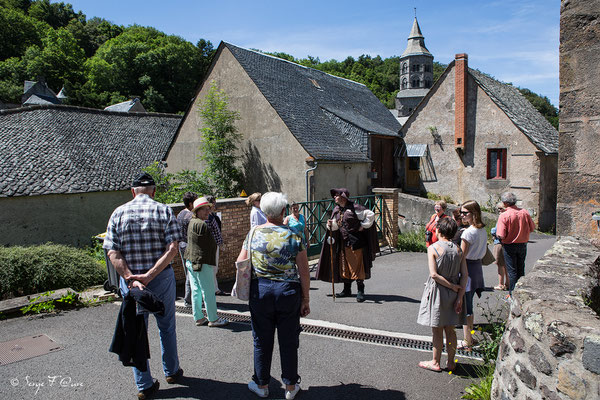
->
<box><xmin>417</xmin><ymin>217</ymin><xmax>468</xmax><ymax>372</ymax></box>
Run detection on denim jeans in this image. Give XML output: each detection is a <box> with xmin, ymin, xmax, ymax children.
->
<box><xmin>178</xmin><ymin>243</ymin><xmax>192</xmax><ymax>304</ymax></box>
<box><xmin>502</xmin><ymin>243</ymin><xmax>528</xmax><ymax>294</ymax></box>
<box><xmin>119</xmin><ymin>267</ymin><xmax>180</xmax><ymax>391</ymax></box>
<box><xmin>185</xmin><ymin>261</ymin><xmax>218</xmax><ymax>322</ymax></box>
<box><xmin>249</xmin><ymin>278</ymin><xmax>302</xmax><ymax>386</ymax></box>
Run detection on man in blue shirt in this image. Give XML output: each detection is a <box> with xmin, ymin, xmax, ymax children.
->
<box><xmin>104</xmin><ymin>172</ymin><xmax>183</xmax><ymax>399</ymax></box>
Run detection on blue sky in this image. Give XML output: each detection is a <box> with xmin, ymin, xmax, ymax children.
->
<box><xmin>63</xmin><ymin>0</ymin><xmax>560</xmax><ymax>106</ymax></box>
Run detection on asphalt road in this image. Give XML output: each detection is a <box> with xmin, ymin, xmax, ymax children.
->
<box><xmin>0</xmin><ymin>233</ymin><xmax>556</xmax><ymax>400</ymax></box>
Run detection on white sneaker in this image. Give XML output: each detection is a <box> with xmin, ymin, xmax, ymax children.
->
<box><xmin>208</xmin><ymin>317</ymin><xmax>229</xmax><ymax>327</ymax></box>
<box><xmin>285</xmin><ymin>384</ymin><xmax>301</xmax><ymax>399</ymax></box>
<box><xmin>248</xmin><ymin>381</ymin><xmax>268</xmax><ymax>398</ymax></box>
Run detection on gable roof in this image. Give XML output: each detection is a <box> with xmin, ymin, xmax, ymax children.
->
<box><xmin>0</xmin><ymin>105</ymin><xmax>181</xmax><ymax>197</ymax></box>
<box><xmin>401</xmin><ymin>61</ymin><xmax>558</xmax><ymax>154</ymax></box>
<box><xmin>22</xmin><ymin>80</ymin><xmax>61</xmax><ymax>105</ymax></box>
<box><xmin>104</xmin><ymin>98</ymin><xmax>147</xmax><ymax>113</ymax></box>
<box><xmin>468</xmin><ymin>69</ymin><xmax>558</xmax><ymax>154</ymax></box>
<box><xmin>220</xmin><ymin>42</ymin><xmax>401</xmax><ymax>162</ymax></box>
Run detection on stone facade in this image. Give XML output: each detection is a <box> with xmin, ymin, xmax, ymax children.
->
<box><xmin>492</xmin><ymin>237</ymin><xmax>600</xmax><ymax>400</ymax></box>
<box><xmin>401</xmin><ymin>58</ymin><xmax>558</xmax><ymax>231</ymax></box>
<box><xmin>557</xmin><ymin>0</ymin><xmax>600</xmax><ymax>245</ymax></box>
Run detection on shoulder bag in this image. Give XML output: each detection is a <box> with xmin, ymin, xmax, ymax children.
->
<box><xmin>231</xmin><ymin>226</ymin><xmax>257</xmax><ymax>301</ymax></box>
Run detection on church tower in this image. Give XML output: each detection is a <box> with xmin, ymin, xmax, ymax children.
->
<box><xmin>395</xmin><ymin>16</ymin><xmax>434</xmax><ymax>118</ymax></box>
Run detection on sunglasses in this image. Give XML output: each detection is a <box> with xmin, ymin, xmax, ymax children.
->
<box><xmin>460</xmin><ymin>211</ymin><xmax>470</xmax><ymax>215</ymax></box>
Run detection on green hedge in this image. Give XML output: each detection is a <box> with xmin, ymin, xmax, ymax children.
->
<box><xmin>397</xmin><ymin>228</ymin><xmax>428</xmax><ymax>253</ymax></box>
<box><xmin>0</xmin><ymin>243</ymin><xmax>106</xmax><ymax>299</ymax></box>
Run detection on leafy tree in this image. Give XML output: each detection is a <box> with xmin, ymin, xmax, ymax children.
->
<box><xmin>0</xmin><ymin>57</ymin><xmax>25</xmax><ymax>102</ymax></box>
<box><xmin>28</xmin><ymin>0</ymin><xmax>84</xmax><ymax>29</ymax></box>
<box><xmin>0</xmin><ymin>6</ymin><xmax>48</xmax><ymax>60</ymax></box>
<box><xmin>22</xmin><ymin>27</ymin><xmax>85</xmax><ymax>91</ymax></box>
<box><xmin>143</xmin><ymin>161</ymin><xmax>211</xmax><ymax>204</ymax></box>
<box><xmin>85</xmin><ymin>25</ymin><xmax>203</xmax><ymax>112</ymax></box>
<box><xmin>67</xmin><ymin>17</ymin><xmax>123</xmax><ymax>58</ymax></box>
<box><xmin>198</xmin><ymin>82</ymin><xmax>243</xmax><ymax>198</ymax></box>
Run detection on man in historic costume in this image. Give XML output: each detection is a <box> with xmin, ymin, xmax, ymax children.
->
<box><xmin>316</xmin><ymin>188</ymin><xmax>379</xmax><ymax>302</ymax></box>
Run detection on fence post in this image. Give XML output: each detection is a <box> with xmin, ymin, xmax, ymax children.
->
<box><xmin>372</xmin><ymin>188</ymin><xmax>399</xmax><ymax>249</ymax></box>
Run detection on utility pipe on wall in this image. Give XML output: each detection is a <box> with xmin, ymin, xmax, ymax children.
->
<box><xmin>305</xmin><ymin>161</ymin><xmax>318</xmax><ymax>203</ymax></box>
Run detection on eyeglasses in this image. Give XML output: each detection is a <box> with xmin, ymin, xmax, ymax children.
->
<box><xmin>460</xmin><ymin>211</ymin><xmax>470</xmax><ymax>215</ymax></box>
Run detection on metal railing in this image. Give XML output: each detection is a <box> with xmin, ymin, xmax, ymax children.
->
<box><xmin>288</xmin><ymin>195</ymin><xmax>384</xmax><ymax>257</ymax></box>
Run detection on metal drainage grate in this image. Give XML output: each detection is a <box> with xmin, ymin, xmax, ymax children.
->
<box><xmin>176</xmin><ymin>306</ymin><xmax>481</xmax><ymax>359</ymax></box>
<box><xmin>0</xmin><ymin>334</ymin><xmax>63</xmax><ymax>365</ymax></box>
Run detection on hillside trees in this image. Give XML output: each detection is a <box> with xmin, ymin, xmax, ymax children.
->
<box><xmin>84</xmin><ymin>26</ymin><xmax>203</xmax><ymax>113</ymax></box>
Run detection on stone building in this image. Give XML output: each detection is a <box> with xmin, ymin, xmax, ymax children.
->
<box><xmin>395</xmin><ymin>17</ymin><xmax>434</xmax><ymax>121</ymax></box>
<box><xmin>165</xmin><ymin>42</ymin><xmax>401</xmax><ymax>201</ymax></box>
<box><xmin>400</xmin><ymin>54</ymin><xmax>558</xmax><ymax>231</ymax></box>
<box><xmin>557</xmin><ymin>0</ymin><xmax>600</xmax><ymax>245</ymax></box>
<box><xmin>0</xmin><ymin>104</ymin><xmax>181</xmax><ymax>246</ymax></box>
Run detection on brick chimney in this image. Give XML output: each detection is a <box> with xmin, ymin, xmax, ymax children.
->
<box><xmin>454</xmin><ymin>53</ymin><xmax>468</xmax><ymax>151</ymax></box>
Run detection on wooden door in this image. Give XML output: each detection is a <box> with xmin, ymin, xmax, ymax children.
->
<box><xmin>371</xmin><ymin>137</ymin><xmax>395</xmax><ymax>187</ymax></box>
<box><xmin>406</xmin><ymin>157</ymin><xmax>421</xmax><ymax>189</ymax></box>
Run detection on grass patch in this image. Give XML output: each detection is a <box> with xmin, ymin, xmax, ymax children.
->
<box><xmin>397</xmin><ymin>228</ymin><xmax>427</xmax><ymax>253</ymax></box>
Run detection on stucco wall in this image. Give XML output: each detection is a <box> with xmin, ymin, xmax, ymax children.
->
<box><xmin>557</xmin><ymin>0</ymin><xmax>600</xmax><ymax>245</ymax></box>
<box><xmin>313</xmin><ymin>162</ymin><xmax>371</xmax><ymax>200</ymax></box>
<box><xmin>0</xmin><ymin>190</ymin><xmax>131</xmax><ymax>246</ymax></box>
<box><xmin>402</xmin><ymin>63</ymin><xmax>553</xmax><ymax>225</ymax></box>
<box><xmin>165</xmin><ymin>47</ymin><xmax>313</xmax><ymax>202</ymax></box>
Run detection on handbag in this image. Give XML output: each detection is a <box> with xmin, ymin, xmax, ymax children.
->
<box><xmin>482</xmin><ymin>246</ymin><xmax>496</xmax><ymax>266</ymax></box>
<box><xmin>231</xmin><ymin>227</ymin><xmax>256</xmax><ymax>301</ymax></box>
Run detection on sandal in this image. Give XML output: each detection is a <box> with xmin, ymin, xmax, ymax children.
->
<box><xmin>418</xmin><ymin>361</ymin><xmax>442</xmax><ymax>372</ymax></box>
<box><xmin>494</xmin><ymin>285</ymin><xmax>506</xmax><ymax>291</ymax></box>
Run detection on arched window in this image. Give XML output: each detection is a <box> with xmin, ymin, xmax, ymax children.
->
<box><xmin>401</xmin><ymin>78</ymin><xmax>407</xmax><ymax>89</ymax></box>
<box><xmin>402</xmin><ymin>63</ymin><xmax>408</xmax><ymax>74</ymax></box>
<box><xmin>425</xmin><ymin>80</ymin><xmax>432</xmax><ymax>88</ymax></box>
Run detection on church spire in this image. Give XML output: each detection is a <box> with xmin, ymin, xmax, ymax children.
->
<box><xmin>401</xmin><ymin>17</ymin><xmax>432</xmax><ymax>57</ymax></box>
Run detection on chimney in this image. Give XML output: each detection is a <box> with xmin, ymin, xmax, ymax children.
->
<box><xmin>454</xmin><ymin>53</ymin><xmax>468</xmax><ymax>151</ymax></box>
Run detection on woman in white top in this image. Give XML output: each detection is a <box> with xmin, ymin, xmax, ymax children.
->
<box><xmin>459</xmin><ymin>200</ymin><xmax>487</xmax><ymax>350</ymax></box>
<box><xmin>246</xmin><ymin>192</ymin><xmax>267</xmax><ymax>228</ymax></box>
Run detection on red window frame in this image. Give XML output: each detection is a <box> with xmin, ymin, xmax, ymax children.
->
<box><xmin>487</xmin><ymin>148</ymin><xmax>507</xmax><ymax>179</ymax></box>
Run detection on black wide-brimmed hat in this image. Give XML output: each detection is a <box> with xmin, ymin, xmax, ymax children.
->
<box><xmin>132</xmin><ymin>172</ymin><xmax>156</xmax><ymax>187</ymax></box>
<box><xmin>330</xmin><ymin>188</ymin><xmax>350</xmax><ymax>199</ymax></box>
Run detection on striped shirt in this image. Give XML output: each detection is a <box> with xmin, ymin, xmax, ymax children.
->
<box><xmin>103</xmin><ymin>194</ymin><xmax>182</xmax><ymax>274</ymax></box>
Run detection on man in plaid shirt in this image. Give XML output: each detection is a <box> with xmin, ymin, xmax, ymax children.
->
<box><xmin>104</xmin><ymin>172</ymin><xmax>183</xmax><ymax>399</ymax></box>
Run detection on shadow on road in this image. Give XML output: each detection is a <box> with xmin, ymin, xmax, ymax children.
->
<box><xmin>150</xmin><ymin>377</ymin><xmax>407</xmax><ymax>399</ymax></box>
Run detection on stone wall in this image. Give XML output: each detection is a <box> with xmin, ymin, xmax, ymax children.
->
<box><xmin>170</xmin><ymin>197</ymin><xmax>249</xmax><ymax>284</ymax></box>
<box><xmin>492</xmin><ymin>237</ymin><xmax>600</xmax><ymax>399</ymax></box>
<box><xmin>397</xmin><ymin>192</ymin><xmax>496</xmax><ymax>233</ymax></box>
<box><xmin>557</xmin><ymin>0</ymin><xmax>600</xmax><ymax>245</ymax></box>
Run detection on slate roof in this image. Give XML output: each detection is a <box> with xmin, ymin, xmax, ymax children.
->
<box><xmin>469</xmin><ymin>69</ymin><xmax>558</xmax><ymax>154</ymax></box>
<box><xmin>401</xmin><ymin>61</ymin><xmax>558</xmax><ymax>155</ymax></box>
<box><xmin>0</xmin><ymin>105</ymin><xmax>181</xmax><ymax>197</ymax></box>
<box><xmin>223</xmin><ymin>42</ymin><xmax>401</xmax><ymax>162</ymax></box>
<box><xmin>104</xmin><ymin>98</ymin><xmax>146</xmax><ymax>113</ymax></box>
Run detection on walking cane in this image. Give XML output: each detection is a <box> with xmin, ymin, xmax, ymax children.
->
<box><xmin>327</xmin><ymin>233</ymin><xmax>336</xmax><ymax>301</ymax></box>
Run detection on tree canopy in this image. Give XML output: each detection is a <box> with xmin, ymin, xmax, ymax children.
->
<box><xmin>0</xmin><ymin>0</ymin><xmax>557</xmax><ymax>127</ymax></box>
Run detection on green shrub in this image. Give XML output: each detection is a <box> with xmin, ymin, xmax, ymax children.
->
<box><xmin>397</xmin><ymin>228</ymin><xmax>427</xmax><ymax>253</ymax></box>
<box><xmin>426</xmin><ymin>192</ymin><xmax>455</xmax><ymax>205</ymax></box>
<box><xmin>0</xmin><ymin>243</ymin><xmax>106</xmax><ymax>299</ymax></box>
